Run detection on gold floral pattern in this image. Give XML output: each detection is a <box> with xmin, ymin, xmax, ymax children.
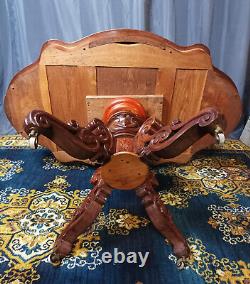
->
<box><xmin>0</xmin><ymin>135</ymin><xmax>30</xmax><ymax>148</ymax></box>
<box><xmin>1</xmin><ymin>135</ymin><xmax>249</xmax><ymax>283</ymax></box>
<box><xmin>96</xmin><ymin>209</ymin><xmax>149</xmax><ymax>235</ymax></box>
<box><xmin>0</xmin><ymin>158</ymin><xmax>23</xmax><ymax>181</ymax></box>
<box><xmin>212</xmin><ymin>139</ymin><xmax>250</xmax><ymax>151</ymax></box>
<box><xmin>208</xmin><ymin>204</ymin><xmax>250</xmax><ymax>244</ymax></box>
<box><xmin>0</xmin><ymin>263</ymin><xmax>40</xmax><ymax>284</ymax></box>
<box><xmin>116</xmin><ymin>213</ymin><xmax>148</xmax><ymax>230</ymax></box>
<box><xmin>0</xmin><ymin>175</ymin><xmax>149</xmax><ymax>282</ymax></box>
<box><xmin>159</xmin><ymin>154</ymin><xmax>250</xmax><ymax>207</ymax></box>
<box><xmin>169</xmin><ymin>237</ymin><xmax>250</xmax><ymax>284</ymax></box>
<box><xmin>159</xmin><ymin>192</ymin><xmax>183</xmax><ymax>206</ymax></box>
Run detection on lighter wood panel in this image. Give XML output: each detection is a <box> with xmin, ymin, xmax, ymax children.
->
<box><xmin>97</xmin><ymin>67</ymin><xmax>157</xmax><ymax>96</ymax></box>
<box><xmin>155</xmin><ymin>68</ymin><xmax>176</xmax><ymax>124</ymax></box>
<box><xmin>38</xmin><ymin>65</ymin><xmax>57</xmax><ymax>152</ymax></box>
<box><xmin>201</xmin><ymin>69</ymin><xmax>241</xmax><ymax>136</ymax></box>
<box><xmin>86</xmin><ymin>95</ymin><xmax>163</xmax><ymax>121</ymax></box>
<box><xmin>169</xmin><ymin>69</ymin><xmax>208</xmax><ymax>122</ymax></box>
<box><xmin>189</xmin><ymin>69</ymin><xmax>242</xmax><ymax>156</ymax></box>
<box><xmin>46</xmin><ymin>65</ymin><xmax>96</xmax><ymax>125</ymax></box>
<box><xmin>40</xmin><ymin>43</ymin><xmax>212</xmax><ymax>69</ymax></box>
<box><xmin>4</xmin><ymin>66</ymin><xmax>43</xmax><ymax>133</ymax></box>
<box><xmin>39</xmin><ymin>65</ymin><xmax>52</xmax><ymax>113</ymax></box>
<box><xmin>4</xmin><ymin>65</ymin><xmax>57</xmax><ymax>151</ymax></box>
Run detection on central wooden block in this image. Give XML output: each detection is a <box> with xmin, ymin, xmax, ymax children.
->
<box><xmin>101</xmin><ymin>152</ymin><xmax>149</xmax><ymax>190</ymax></box>
<box><xmin>86</xmin><ymin>95</ymin><xmax>163</xmax><ymax>121</ymax></box>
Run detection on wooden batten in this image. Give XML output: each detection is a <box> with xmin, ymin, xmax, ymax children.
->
<box><xmin>155</xmin><ymin>68</ymin><xmax>177</xmax><ymax>124</ymax></box>
<box><xmin>38</xmin><ymin>64</ymin><xmax>57</xmax><ymax>151</ymax></box>
<box><xmin>40</xmin><ymin>43</ymin><xmax>212</xmax><ymax>70</ymax></box>
<box><xmin>86</xmin><ymin>95</ymin><xmax>163</xmax><ymax>121</ymax></box>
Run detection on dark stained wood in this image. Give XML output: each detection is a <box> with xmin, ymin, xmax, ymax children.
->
<box><xmin>189</xmin><ymin>68</ymin><xmax>242</xmax><ymax>156</ymax></box>
<box><xmin>134</xmin><ymin>107</ymin><xmax>222</xmax><ymax>160</ymax></box>
<box><xmin>23</xmin><ymin>97</ymin><xmax>234</xmax><ymax>265</ymax></box>
<box><xmin>23</xmin><ymin>99</ymin><xmax>225</xmax><ymax>165</ymax></box>
<box><xmin>136</xmin><ymin>172</ymin><xmax>190</xmax><ymax>258</ymax></box>
<box><xmin>24</xmin><ymin>110</ymin><xmax>114</xmax><ymax>162</ymax></box>
<box><xmin>51</xmin><ymin>169</ymin><xmax>112</xmax><ymax>262</ymax></box>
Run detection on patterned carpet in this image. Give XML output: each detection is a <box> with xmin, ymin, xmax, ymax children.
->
<box><xmin>0</xmin><ymin>135</ymin><xmax>249</xmax><ymax>284</ymax></box>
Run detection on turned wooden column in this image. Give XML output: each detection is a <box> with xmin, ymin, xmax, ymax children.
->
<box><xmin>100</xmin><ymin>98</ymin><xmax>149</xmax><ymax>190</ymax></box>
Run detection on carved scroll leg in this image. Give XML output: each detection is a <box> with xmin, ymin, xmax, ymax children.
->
<box><xmin>24</xmin><ymin>110</ymin><xmax>114</xmax><ymax>162</ymax></box>
<box><xmin>136</xmin><ymin>173</ymin><xmax>190</xmax><ymax>265</ymax></box>
<box><xmin>50</xmin><ymin>169</ymin><xmax>112</xmax><ymax>265</ymax></box>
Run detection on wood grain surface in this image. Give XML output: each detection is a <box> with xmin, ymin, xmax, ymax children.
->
<box><xmin>101</xmin><ymin>152</ymin><xmax>149</xmax><ymax>190</ymax></box>
<box><xmin>4</xmin><ymin>29</ymin><xmax>241</xmax><ymax>164</ymax></box>
<box><xmin>86</xmin><ymin>95</ymin><xmax>163</xmax><ymax>121</ymax></box>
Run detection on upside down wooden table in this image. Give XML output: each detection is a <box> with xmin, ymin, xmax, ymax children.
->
<box><xmin>23</xmin><ymin>97</ymin><xmax>226</xmax><ymax>267</ymax></box>
<box><xmin>4</xmin><ymin>29</ymin><xmax>241</xmax><ymax>268</ymax></box>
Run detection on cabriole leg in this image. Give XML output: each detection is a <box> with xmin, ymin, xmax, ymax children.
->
<box><xmin>136</xmin><ymin>173</ymin><xmax>190</xmax><ymax>266</ymax></box>
<box><xmin>50</xmin><ymin>169</ymin><xmax>112</xmax><ymax>265</ymax></box>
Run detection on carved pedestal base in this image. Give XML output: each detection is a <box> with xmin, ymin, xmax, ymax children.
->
<box><xmin>50</xmin><ymin>169</ymin><xmax>189</xmax><ymax>266</ymax></box>
<box><xmin>23</xmin><ymin>98</ymin><xmax>225</xmax><ymax>269</ymax></box>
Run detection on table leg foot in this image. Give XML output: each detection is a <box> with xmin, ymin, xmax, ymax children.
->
<box><xmin>51</xmin><ymin>169</ymin><xmax>112</xmax><ymax>264</ymax></box>
<box><xmin>136</xmin><ymin>172</ymin><xmax>190</xmax><ymax>259</ymax></box>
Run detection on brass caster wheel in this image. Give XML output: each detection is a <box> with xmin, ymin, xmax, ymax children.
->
<box><xmin>49</xmin><ymin>252</ymin><xmax>62</xmax><ymax>267</ymax></box>
<box><xmin>164</xmin><ymin>238</ymin><xmax>169</xmax><ymax>245</ymax></box>
<box><xmin>216</xmin><ymin>132</ymin><xmax>225</xmax><ymax>144</ymax></box>
<box><xmin>28</xmin><ymin>130</ymin><xmax>38</xmax><ymax>149</ymax></box>
<box><xmin>214</xmin><ymin>125</ymin><xmax>225</xmax><ymax>144</ymax></box>
<box><xmin>176</xmin><ymin>256</ymin><xmax>189</xmax><ymax>270</ymax></box>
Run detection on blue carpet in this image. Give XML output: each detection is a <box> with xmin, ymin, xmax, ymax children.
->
<box><xmin>0</xmin><ymin>136</ymin><xmax>249</xmax><ymax>284</ymax></box>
